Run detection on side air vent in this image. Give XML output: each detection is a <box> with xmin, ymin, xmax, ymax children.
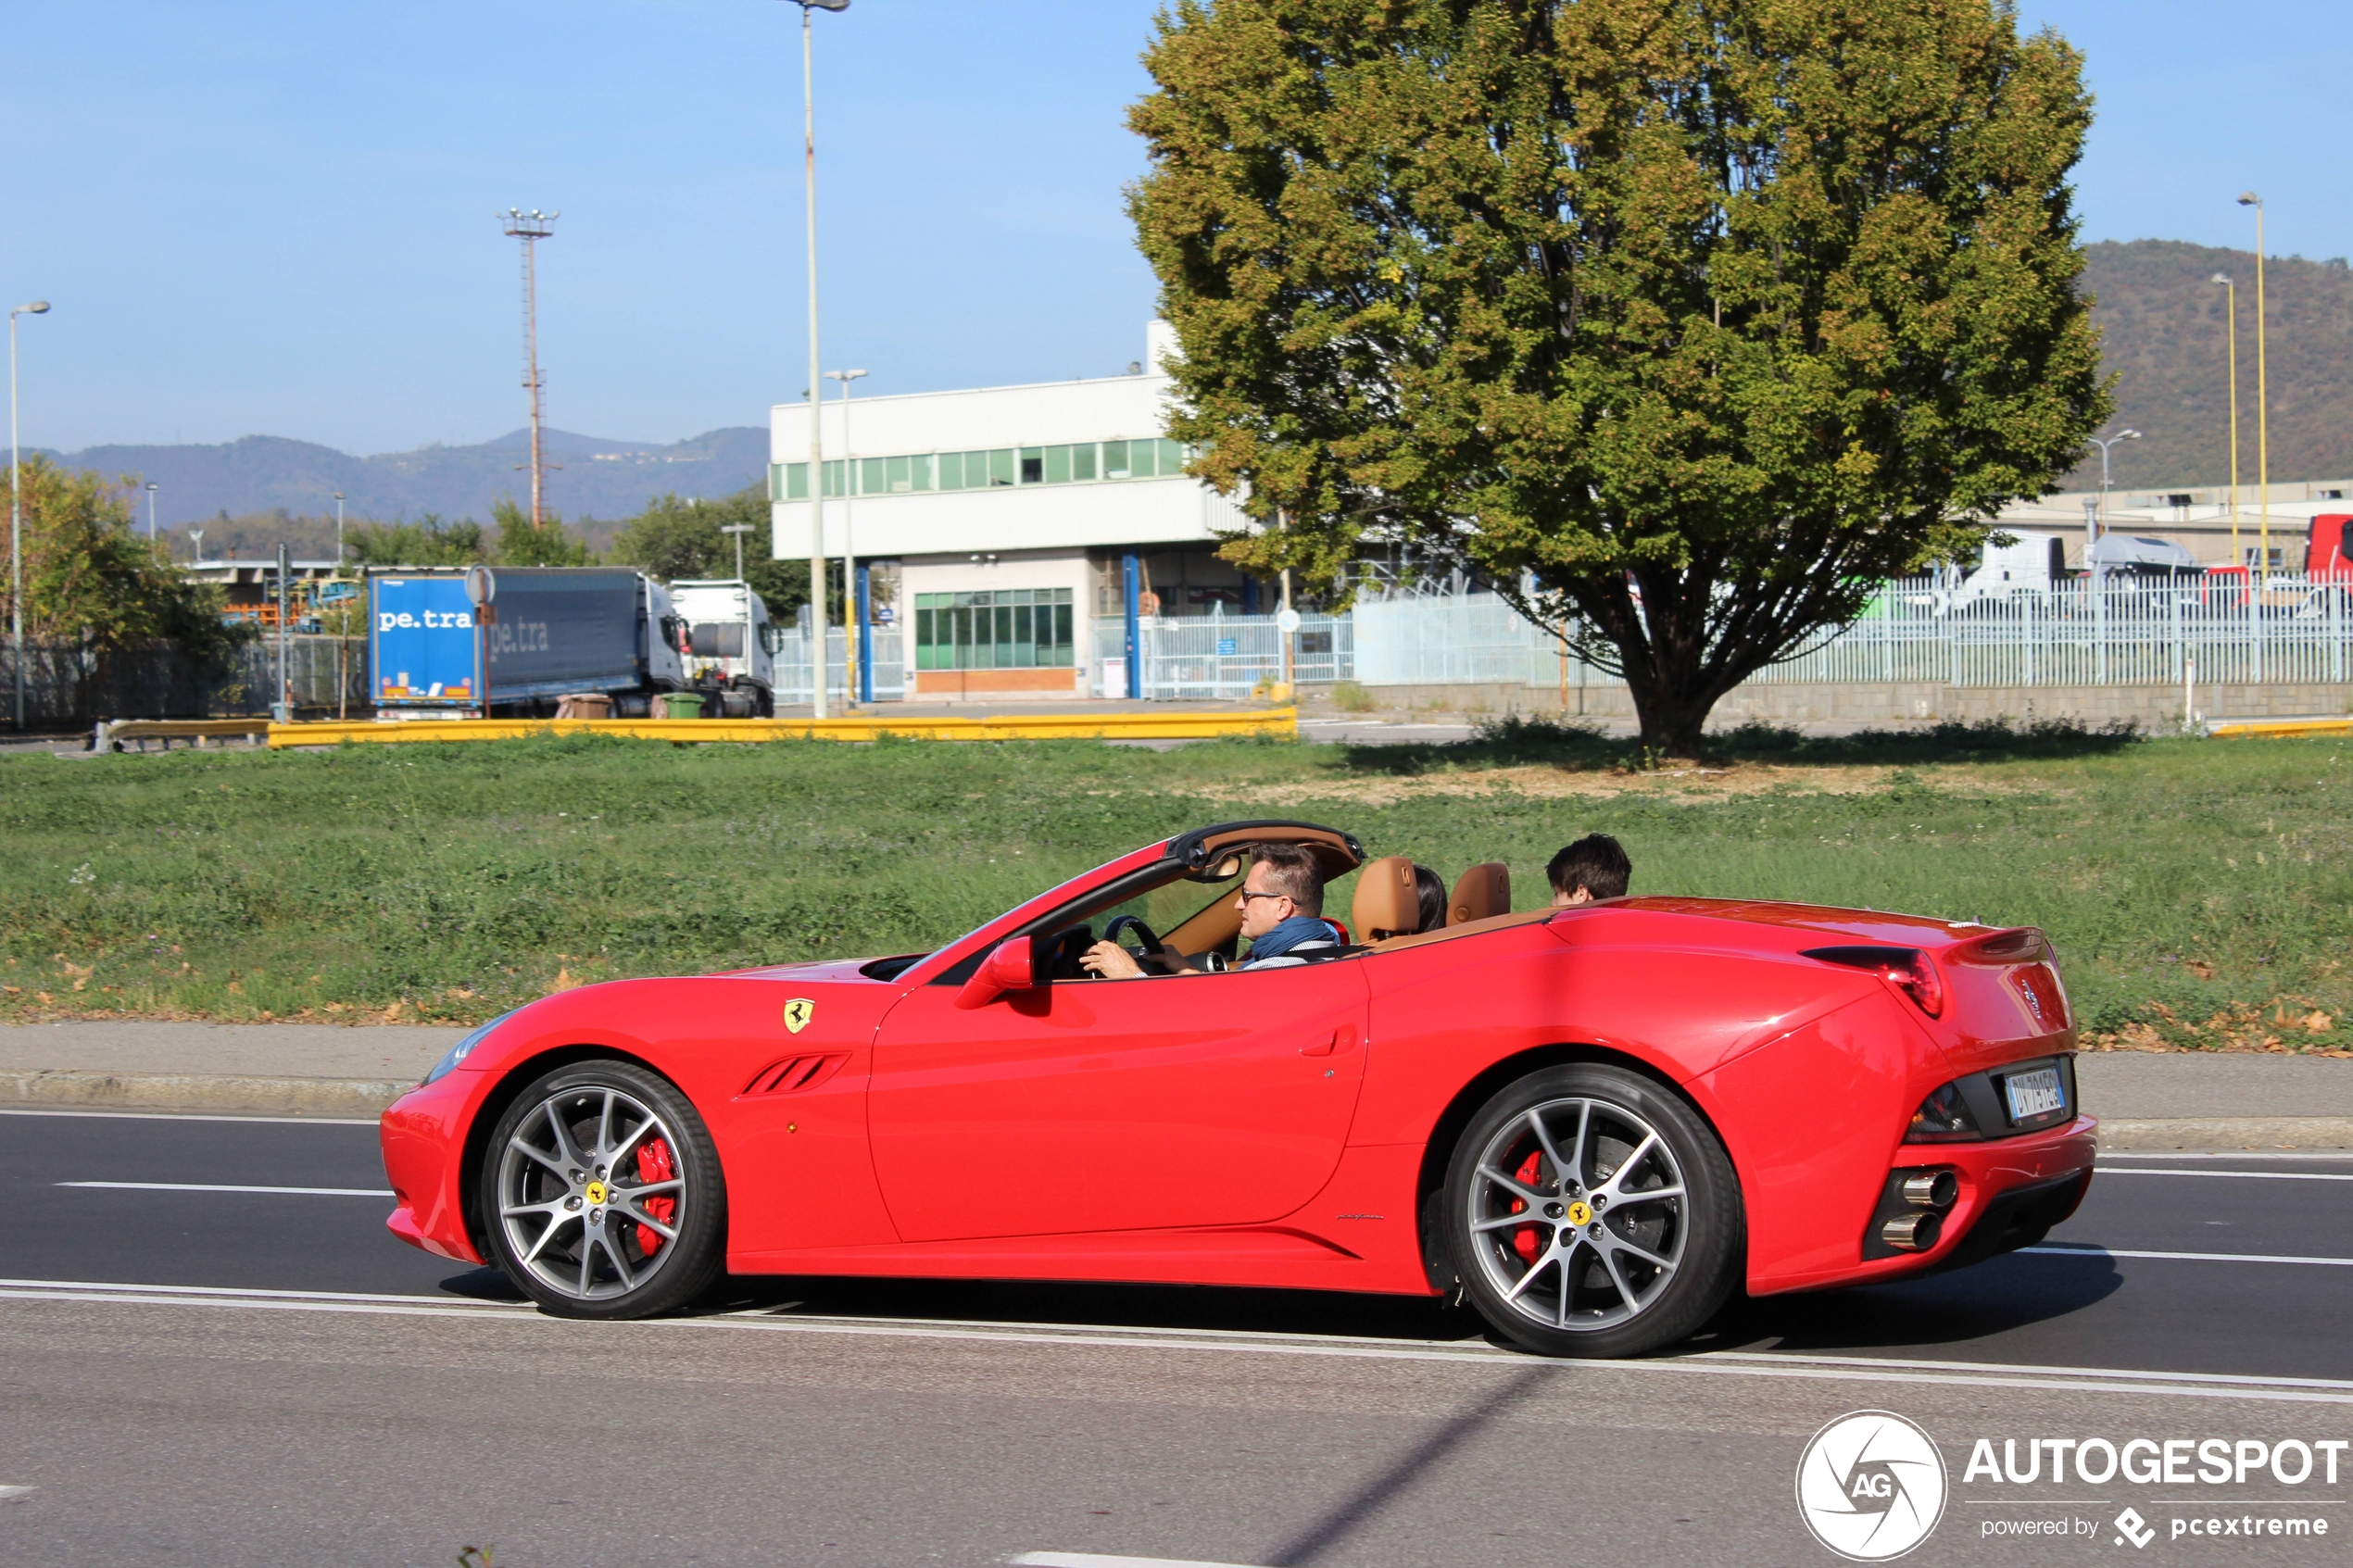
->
<box><xmin>742</xmin><ymin>1053</ymin><xmax>850</xmax><ymax>1097</ymax></box>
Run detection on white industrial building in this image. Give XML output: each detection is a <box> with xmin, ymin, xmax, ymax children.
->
<box><xmin>768</xmin><ymin>322</ymin><xmax>1271</xmax><ymax>698</ymax></box>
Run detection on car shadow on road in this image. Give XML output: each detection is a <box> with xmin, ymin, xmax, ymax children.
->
<box><xmin>700</xmin><ymin>1272</ymin><xmax>1494</xmax><ymax>1343</ymax></box>
<box><xmin>1695</xmin><ymin>1249</ymin><xmax>2126</xmax><ymax>1357</ymax></box>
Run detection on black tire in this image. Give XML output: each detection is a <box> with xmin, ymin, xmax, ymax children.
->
<box><xmin>480</xmin><ymin>1060</ymin><xmax>727</xmax><ymax>1319</ymax></box>
<box><xmin>1442</xmin><ymin>1063</ymin><xmax>1742</xmax><ymax>1358</ymax></box>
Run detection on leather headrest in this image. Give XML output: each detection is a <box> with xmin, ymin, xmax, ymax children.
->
<box><xmin>1352</xmin><ymin>856</ymin><xmax>1420</xmax><ymax>941</ymax></box>
<box><xmin>1449</xmin><ymin>862</ymin><xmax>1510</xmax><ymax>926</ymax></box>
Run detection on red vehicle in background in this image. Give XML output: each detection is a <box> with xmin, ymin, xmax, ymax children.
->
<box><xmin>380</xmin><ymin>821</ymin><xmax>2097</xmax><ymax>1359</ymax></box>
<box><xmin>2306</xmin><ymin>514</ymin><xmax>2353</xmax><ymax>580</ymax></box>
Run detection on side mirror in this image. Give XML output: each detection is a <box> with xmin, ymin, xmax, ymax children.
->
<box><xmin>953</xmin><ymin>935</ymin><xmax>1038</xmax><ymax>1010</ymax></box>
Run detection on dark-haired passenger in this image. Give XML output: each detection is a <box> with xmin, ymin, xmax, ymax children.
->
<box><xmin>1412</xmin><ymin>864</ymin><xmax>1447</xmax><ymax>935</ymax></box>
<box><xmin>1547</xmin><ymin>834</ymin><xmax>1631</xmax><ymax>906</ymax></box>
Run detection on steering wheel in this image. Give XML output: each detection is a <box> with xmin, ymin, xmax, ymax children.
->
<box><xmin>1103</xmin><ymin>914</ymin><xmax>1166</xmax><ymax>972</ymax></box>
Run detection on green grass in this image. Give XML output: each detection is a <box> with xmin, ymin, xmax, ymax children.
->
<box><xmin>3</xmin><ymin>724</ymin><xmax>2348</xmax><ymax>1050</ymax></box>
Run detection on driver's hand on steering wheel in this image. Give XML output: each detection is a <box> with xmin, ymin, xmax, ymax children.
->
<box><xmin>1078</xmin><ymin>940</ymin><xmax>1146</xmax><ymax>980</ymax></box>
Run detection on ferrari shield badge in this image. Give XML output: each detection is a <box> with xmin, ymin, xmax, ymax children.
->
<box><xmin>783</xmin><ymin>997</ymin><xmax>816</xmax><ymax>1035</ymax></box>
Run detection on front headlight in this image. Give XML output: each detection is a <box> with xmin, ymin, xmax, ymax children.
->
<box><xmin>422</xmin><ymin>1010</ymin><xmax>517</xmax><ymax>1086</ymax></box>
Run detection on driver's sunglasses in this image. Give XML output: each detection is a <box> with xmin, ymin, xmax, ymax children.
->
<box><xmin>1237</xmin><ymin>890</ymin><xmax>1290</xmax><ymax>903</ymax></box>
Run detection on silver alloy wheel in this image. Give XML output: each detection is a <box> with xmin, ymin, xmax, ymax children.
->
<box><xmin>496</xmin><ymin>1084</ymin><xmax>687</xmax><ymax>1301</ymax></box>
<box><xmin>1466</xmin><ymin>1095</ymin><xmax>1689</xmax><ymax>1333</ymax></box>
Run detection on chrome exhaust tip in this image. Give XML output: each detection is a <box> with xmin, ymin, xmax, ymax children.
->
<box><xmin>1901</xmin><ymin>1171</ymin><xmax>1959</xmax><ymax>1210</ymax></box>
<box><xmin>1881</xmin><ymin>1210</ymin><xmax>1944</xmax><ymax>1252</ymax></box>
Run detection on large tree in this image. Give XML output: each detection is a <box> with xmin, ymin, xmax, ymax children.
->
<box><xmin>1129</xmin><ymin>0</ymin><xmax>2110</xmax><ymax>751</ymax></box>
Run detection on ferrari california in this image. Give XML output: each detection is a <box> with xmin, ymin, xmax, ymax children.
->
<box><xmin>381</xmin><ymin>820</ymin><xmax>2095</xmax><ymax>1358</ymax></box>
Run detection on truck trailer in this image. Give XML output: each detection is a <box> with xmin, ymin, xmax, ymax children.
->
<box><xmin>368</xmin><ymin>567</ymin><xmax>687</xmax><ymax>718</ymax></box>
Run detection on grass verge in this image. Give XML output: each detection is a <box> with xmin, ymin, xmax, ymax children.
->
<box><xmin>2</xmin><ymin>722</ymin><xmax>2347</xmax><ymax>1051</ymax></box>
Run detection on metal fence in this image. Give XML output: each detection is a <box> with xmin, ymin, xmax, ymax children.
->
<box><xmin>1348</xmin><ymin>575</ymin><xmax>2353</xmax><ymax>691</ymax></box>
<box><xmin>0</xmin><ymin>637</ymin><xmax>369</xmax><ymax>726</ymax></box>
<box><xmin>1091</xmin><ymin>612</ymin><xmax>1353</xmax><ymax>699</ymax></box>
<box><xmin>771</xmin><ymin>621</ymin><xmax>907</xmax><ymax>707</ymax></box>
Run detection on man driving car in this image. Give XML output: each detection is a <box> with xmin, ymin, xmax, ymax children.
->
<box><xmin>1081</xmin><ymin>843</ymin><xmax>1340</xmax><ymax>978</ymax></box>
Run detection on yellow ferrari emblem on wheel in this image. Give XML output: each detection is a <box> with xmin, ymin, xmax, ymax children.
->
<box><xmin>584</xmin><ymin>1180</ymin><xmax>609</xmax><ymax>1206</ymax></box>
<box><xmin>783</xmin><ymin>997</ymin><xmax>816</xmax><ymax>1035</ymax></box>
<box><xmin>1564</xmin><ymin>1200</ymin><xmax>1594</xmax><ymax>1228</ymax></box>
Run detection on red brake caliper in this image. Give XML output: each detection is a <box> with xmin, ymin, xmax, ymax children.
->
<box><xmin>1511</xmin><ymin>1149</ymin><xmax>1544</xmax><ymax>1265</ymax></box>
<box><xmin>635</xmin><ymin>1138</ymin><xmax>677</xmax><ymax>1256</ymax></box>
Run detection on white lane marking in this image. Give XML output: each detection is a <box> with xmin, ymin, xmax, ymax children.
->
<box><xmin>2026</xmin><ymin>1243</ymin><xmax>2353</xmax><ymax>1267</ymax></box>
<box><xmin>56</xmin><ymin>1182</ymin><xmax>394</xmax><ymax>1197</ymax></box>
<box><xmin>0</xmin><ymin>1278</ymin><xmax>518</xmax><ymax>1307</ymax></box>
<box><xmin>5</xmin><ymin>1276</ymin><xmax>2351</xmax><ymax>1406</ymax></box>
<box><xmin>1014</xmin><ymin>1554</ymin><xmax>1263</xmax><ymax>1568</ymax></box>
<box><xmin>0</xmin><ymin>1108</ymin><xmax>381</xmax><ymax>1125</ymax></box>
<box><xmin>2093</xmin><ymin>1166</ymin><xmax>2353</xmax><ymax>1182</ymax></box>
<box><xmin>2099</xmin><ymin>1150</ymin><xmax>2353</xmax><ymax>1162</ymax></box>
<box><xmin>0</xmin><ymin>1485</ymin><xmax>32</xmax><ymax>1499</ymax></box>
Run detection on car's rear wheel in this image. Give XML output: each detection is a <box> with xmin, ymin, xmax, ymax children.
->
<box><xmin>1443</xmin><ymin>1063</ymin><xmax>1742</xmax><ymax>1358</ymax></box>
<box><xmin>482</xmin><ymin>1060</ymin><xmax>726</xmax><ymax>1319</ymax></box>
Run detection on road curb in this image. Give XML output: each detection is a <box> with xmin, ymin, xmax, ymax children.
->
<box><xmin>0</xmin><ymin>1070</ymin><xmax>409</xmax><ymax>1119</ymax></box>
<box><xmin>2098</xmin><ymin>1116</ymin><xmax>2353</xmax><ymax>1149</ymax></box>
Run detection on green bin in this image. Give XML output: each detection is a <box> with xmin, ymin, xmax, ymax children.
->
<box><xmin>657</xmin><ymin>692</ymin><xmax>706</xmax><ymax>719</ymax></box>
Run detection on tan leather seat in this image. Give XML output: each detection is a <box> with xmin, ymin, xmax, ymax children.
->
<box><xmin>1352</xmin><ymin>856</ymin><xmax>1420</xmax><ymax>942</ymax></box>
<box><xmin>1449</xmin><ymin>862</ymin><xmax>1510</xmax><ymax>925</ymax></box>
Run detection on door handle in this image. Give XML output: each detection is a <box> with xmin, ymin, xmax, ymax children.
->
<box><xmin>1302</xmin><ymin>1025</ymin><xmax>1358</xmax><ymax>1058</ymax></box>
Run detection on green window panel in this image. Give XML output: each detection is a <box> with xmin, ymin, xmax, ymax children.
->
<box><xmin>1157</xmin><ymin>438</ymin><xmax>1187</xmax><ymax>474</ymax></box>
<box><xmin>777</xmin><ymin>463</ymin><xmax>807</xmax><ymax>501</ymax></box>
<box><xmin>987</xmin><ymin>448</ymin><xmax>1016</xmax><ymax>486</ymax></box>
<box><xmin>1128</xmin><ymin>440</ymin><xmax>1156</xmax><ymax>478</ymax></box>
<box><xmin>911</xmin><ymin>588</ymin><xmax>1075</xmax><ymax>670</ymax></box>
<box><xmin>1102</xmin><ymin>440</ymin><xmax>1130</xmax><ymax>479</ymax></box>
<box><xmin>822</xmin><ymin>459</ymin><xmax>848</xmax><ymax>497</ymax></box>
<box><xmin>1043</xmin><ymin>445</ymin><xmax>1072</xmax><ymax>484</ymax></box>
<box><xmin>859</xmin><ymin>457</ymin><xmax>885</xmax><ymax>495</ymax></box>
<box><xmin>1072</xmin><ymin>443</ymin><xmax>1097</xmax><ymax>482</ymax></box>
<box><xmin>937</xmin><ymin>452</ymin><xmax>964</xmax><ymax>489</ymax></box>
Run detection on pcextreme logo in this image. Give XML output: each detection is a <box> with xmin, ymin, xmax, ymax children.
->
<box><xmin>1796</xmin><ymin>1411</ymin><xmax>1950</xmax><ymax>1562</ymax></box>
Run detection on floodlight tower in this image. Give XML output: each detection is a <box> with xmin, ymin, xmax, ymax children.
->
<box><xmin>499</xmin><ymin>207</ymin><xmax>559</xmax><ymax>528</ymax></box>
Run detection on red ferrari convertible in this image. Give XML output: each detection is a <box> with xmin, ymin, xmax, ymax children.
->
<box><xmin>381</xmin><ymin>820</ymin><xmax>2095</xmax><ymax>1357</ymax></box>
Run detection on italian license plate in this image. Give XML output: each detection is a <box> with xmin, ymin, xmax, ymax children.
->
<box><xmin>2005</xmin><ymin>1067</ymin><xmax>2065</xmax><ymax>1121</ymax></box>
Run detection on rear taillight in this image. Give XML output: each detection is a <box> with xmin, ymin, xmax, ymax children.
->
<box><xmin>1905</xmin><ymin>1081</ymin><xmax>1982</xmax><ymax>1143</ymax></box>
<box><xmin>1802</xmin><ymin>944</ymin><xmax>1944</xmax><ymax>1017</ymax></box>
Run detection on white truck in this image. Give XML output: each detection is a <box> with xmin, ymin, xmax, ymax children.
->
<box><xmin>1945</xmin><ymin>530</ymin><xmax>2070</xmax><ymax>609</ymax></box>
<box><xmin>668</xmin><ymin>579</ymin><xmax>779</xmax><ymax>718</ymax></box>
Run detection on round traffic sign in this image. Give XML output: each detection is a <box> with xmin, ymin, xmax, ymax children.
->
<box><xmin>463</xmin><ymin>566</ymin><xmax>497</xmax><ymax>607</ymax></box>
<box><xmin>1275</xmin><ymin>608</ymin><xmax>1302</xmax><ymax>634</ymax></box>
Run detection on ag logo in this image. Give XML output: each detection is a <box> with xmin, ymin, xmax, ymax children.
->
<box><xmin>783</xmin><ymin>997</ymin><xmax>816</xmax><ymax>1035</ymax></box>
<box><xmin>1794</xmin><ymin>1411</ymin><xmax>1946</xmax><ymax>1562</ymax></box>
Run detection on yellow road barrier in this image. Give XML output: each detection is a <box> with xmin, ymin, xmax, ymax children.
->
<box><xmin>2208</xmin><ymin>716</ymin><xmax>2353</xmax><ymax>739</ymax></box>
<box><xmin>269</xmin><ymin>709</ymin><xmax>1298</xmax><ymax>747</ymax></box>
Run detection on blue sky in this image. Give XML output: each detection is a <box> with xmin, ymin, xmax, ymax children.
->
<box><xmin>5</xmin><ymin>1</ymin><xmax>2347</xmax><ymax>457</ymax></box>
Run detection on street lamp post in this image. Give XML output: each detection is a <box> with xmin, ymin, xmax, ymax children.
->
<box><xmin>333</xmin><ymin>492</ymin><xmax>346</xmax><ymax>572</ymax></box>
<box><xmin>2083</xmin><ymin>429</ymin><xmax>2141</xmax><ymax>562</ymax></box>
<box><xmin>789</xmin><ymin>0</ymin><xmax>850</xmax><ymax>719</ymax></box>
<box><xmin>2212</xmin><ymin>273</ymin><xmax>2240</xmax><ymax>569</ymax></box>
<box><xmin>145</xmin><ymin>483</ymin><xmax>158</xmax><ymax>542</ymax></box>
<box><xmin>2238</xmin><ymin>193</ymin><xmax>2270</xmax><ymax>577</ymax></box>
<box><xmin>825</xmin><ymin>368</ymin><xmax>867</xmax><ymax>706</ymax></box>
<box><xmin>721</xmin><ymin>523</ymin><xmax>754</xmax><ymax>583</ymax></box>
<box><xmin>9</xmin><ymin>299</ymin><xmax>50</xmax><ymax>732</ymax></box>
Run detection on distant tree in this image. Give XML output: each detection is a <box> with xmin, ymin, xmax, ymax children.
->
<box><xmin>1129</xmin><ymin>0</ymin><xmax>2112</xmax><ymax>752</ymax></box>
<box><xmin>610</xmin><ymin>485</ymin><xmax>810</xmax><ymax>617</ymax></box>
<box><xmin>488</xmin><ymin>499</ymin><xmax>595</xmax><ymax>567</ymax></box>
<box><xmin>6</xmin><ymin>457</ymin><xmax>243</xmax><ymax>661</ymax></box>
<box><xmin>346</xmin><ymin>515</ymin><xmax>486</xmax><ymax>568</ymax></box>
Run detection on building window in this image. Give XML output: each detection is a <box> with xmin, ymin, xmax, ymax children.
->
<box><xmin>782</xmin><ymin>441</ymin><xmax>1182</xmax><ymax>499</ymax></box>
<box><xmin>913</xmin><ymin>588</ymin><xmax>1075</xmax><ymax>670</ymax></box>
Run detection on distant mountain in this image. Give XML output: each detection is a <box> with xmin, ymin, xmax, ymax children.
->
<box><xmin>44</xmin><ymin>425</ymin><xmax>770</xmax><ymax>533</ymax></box>
<box><xmin>2067</xmin><ymin>239</ymin><xmax>2353</xmax><ymax>491</ymax></box>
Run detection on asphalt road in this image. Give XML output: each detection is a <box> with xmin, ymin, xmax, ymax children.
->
<box><xmin>3</xmin><ymin>1109</ymin><xmax>2349</xmax><ymax>1567</ymax></box>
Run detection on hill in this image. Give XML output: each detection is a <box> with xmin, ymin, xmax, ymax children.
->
<box><xmin>2068</xmin><ymin>239</ymin><xmax>2353</xmax><ymax>491</ymax></box>
<box><xmin>44</xmin><ymin>425</ymin><xmax>770</xmax><ymax>538</ymax></box>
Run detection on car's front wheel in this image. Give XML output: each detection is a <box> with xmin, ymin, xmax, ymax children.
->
<box><xmin>1443</xmin><ymin>1063</ymin><xmax>1742</xmax><ymax>1357</ymax></box>
<box><xmin>482</xmin><ymin>1060</ymin><xmax>726</xmax><ymax>1319</ymax></box>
